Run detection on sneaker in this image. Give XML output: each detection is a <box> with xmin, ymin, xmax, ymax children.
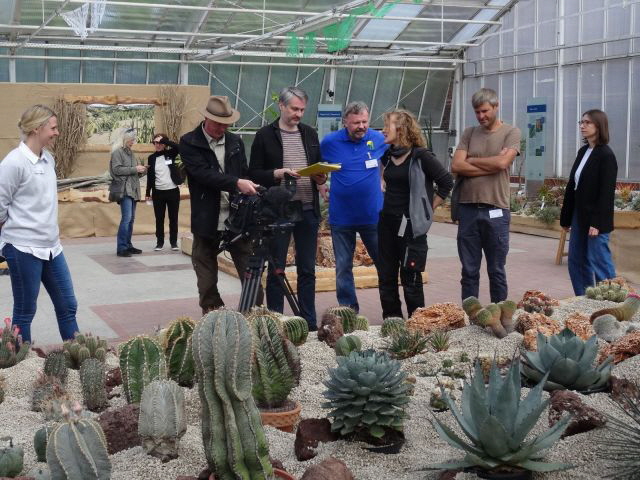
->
<box><xmin>128</xmin><ymin>247</ymin><xmax>142</xmax><ymax>254</ymax></box>
<box><xmin>154</xmin><ymin>244</ymin><xmax>164</xmax><ymax>251</ymax></box>
<box><xmin>117</xmin><ymin>250</ymin><xmax>132</xmax><ymax>257</ymax></box>
<box><xmin>171</xmin><ymin>244</ymin><xmax>180</xmax><ymax>251</ymax></box>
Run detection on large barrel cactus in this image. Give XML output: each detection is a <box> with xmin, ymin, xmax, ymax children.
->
<box><xmin>46</xmin><ymin>405</ymin><xmax>111</xmax><ymax>480</ymax></box>
<box><xmin>521</xmin><ymin>327</ymin><xmax>613</xmax><ymax>393</ymax></box>
<box><xmin>322</xmin><ymin>349</ymin><xmax>410</xmax><ymax>438</ymax></box>
<box><xmin>119</xmin><ymin>335</ymin><xmax>167</xmax><ymax>404</ymax></box>
<box><xmin>163</xmin><ymin>316</ymin><xmax>195</xmax><ymax>388</ymax></box>
<box><xmin>80</xmin><ymin>358</ymin><xmax>108</xmax><ymax>412</ymax></box>
<box><xmin>0</xmin><ymin>318</ymin><xmax>30</xmax><ymax>369</ymax></box>
<box><xmin>192</xmin><ymin>309</ymin><xmax>273</xmax><ymax>480</ymax></box>
<box><xmin>281</xmin><ymin>316</ymin><xmax>309</xmax><ymax>346</ymax></box>
<box><xmin>63</xmin><ymin>332</ymin><xmax>107</xmax><ymax>370</ymax></box>
<box><xmin>380</xmin><ymin>317</ymin><xmax>406</xmax><ymax>337</ymax></box>
<box><xmin>0</xmin><ymin>436</ymin><xmax>23</xmax><ymax>478</ymax></box>
<box><xmin>326</xmin><ymin>306</ymin><xmax>357</xmax><ymax>333</ymax></box>
<box><xmin>138</xmin><ymin>379</ymin><xmax>187</xmax><ymax>462</ymax></box>
<box><xmin>428</xmin><ymin>360</ymin><xmax>572</xmax><ymax>473</ymax></box>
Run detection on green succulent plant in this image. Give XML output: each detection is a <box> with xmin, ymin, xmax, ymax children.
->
<box><xmin>43</xmin><ymin>350</ymin><xmax>68</xmax><ymax>384</ymax></box>
<box><xmin>63</xmin><ymin>332</ymin><xmax>107</xmax><ymax>370</ymax></box>
<box><xmin>429</xmin><ymin>330</ymin><xmax>451</xmax><ymax>352</ymax></box>
<box><xmin>384</xmin><ymin>329</ymin><xmax>429</xmax><ymax>359</ymax></box>
<box><xmin>322</xmin><ymin>350</ymin><xmax>410</xmax><ymax>439</ymax></box>
<box><xmin>0</xmin><ymin>375</ymin><xmax>4</xmax><ymax>405</ymax></box>
<box><xmin>334</xmin><ymin>335</ymin><xmax>362</xmax><ymax>357</ymax></box>
<box><xmin>0</xmin><ymin>318</ymin><xmax>30</xmax><ymax>369</ymax></box>
<box><xmin>0</xmin><ymin>436</ymin><xmax>23</xmax><ymax>478</ymax></box>
<box><xmin>281</xmin><ymin>316</ymin><xmax>309</xmax><ymax>346</ymax></box>
<box><xmin>80</xmin><ymin>358</ymin><xmax>108</xmax><ymax>412</ymax></box>
<box><xmin>163</xmin><ymin>316</ymin><xmax>195</xmax><ymax>388</ymax></box>
<box><xmin>34</xmin><ymin>425</ymin><xmax>53</xmax><ymax>463</ymax></box>
<box><xmin>427</xmin><ymin>360</ymin><xmax>573</xmax><ymax>474</ymax></box>
<box><xmin>521</xmin><ymin>328</ymin><xmax>613</xmax><ymax>393</ymax></box>
<box><xmin>118</xmin><ymin>335</ymin><xmax>167</xmax><ymax>404</ymax></box>
<box><xmin>380</xmin><ymin>317</ymin><xmax>406</xmax><ymax>337</ymax></box>
<box><xmin>354</xmin><ymin>314</ymin><xmax>369</xmax><ymax>331</ymax></box>
<box><xmin>326</xmin><ymin>306</ymin><xmax>357</xmax><ymax>333</ymax></box>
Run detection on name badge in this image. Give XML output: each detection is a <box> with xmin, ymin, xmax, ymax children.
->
<box><xmin>489</xmin><ymin>209</ymin><xmax>503</xmax><ymax>219</ymax></box>
<box><xmin>165</xmin><ymin>159</ymin><xmax>172</xmax><ymax>165</ymax></box>
<box><xmin>365</xmin><ymin>159</ymin><xmax>378</xmax><ymax>169</ymax></box>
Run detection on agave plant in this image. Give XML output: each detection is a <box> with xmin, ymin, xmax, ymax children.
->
<box><xmin>384</xmin><ymin>329</ymin><xmax>429</xmax><ymax>359</ymax></box>
<box><xmin>428</xmin><ymin>360</ymin><xmax>573</xmax><ymax>473</ymax></box>
<box><xmin>521</xmin><ymin>327</ymin><xmax>613</xmax><ymax>393</ymax></box>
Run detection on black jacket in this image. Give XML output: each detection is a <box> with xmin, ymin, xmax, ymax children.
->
<box><xmin>145</xmin><ymin>139</ymin><xmax>183</xmax><ymax>197</ymax></box>
<box><xmin>248</xmin><ymin>119</ymin><xmax>322</xmax><ymax>217</ymax></box>
<box><xmin>560</xmin><ymin>143</ymin><xmax>617</xmax><ymax>233</ymax></box>
<box><xmin>180</xmin><ymin>123</ymin><xmax>248</xmax><ymax>238</ymax></box>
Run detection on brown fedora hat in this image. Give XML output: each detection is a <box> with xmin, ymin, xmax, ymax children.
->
<box><xmin>200</xmin><ymin>95</ymin><xmax>240</xmax><ymax>124</ymax></box>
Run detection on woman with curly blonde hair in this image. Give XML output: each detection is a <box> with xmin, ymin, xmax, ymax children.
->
<box><xmin>377</xmin><ymin>109</ymin><xmax>453</xmax><ymax>318</ymax></box>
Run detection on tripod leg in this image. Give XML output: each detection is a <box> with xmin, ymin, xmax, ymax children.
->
<box><xmin>268</xmin><ymin>256</ymin><xmax>301</xmax><ymax>317</ymax></box>
<box><xmin>238</xmin><ymin>255</ymin><xmax>267</xmax><ymax>313</ymax></box>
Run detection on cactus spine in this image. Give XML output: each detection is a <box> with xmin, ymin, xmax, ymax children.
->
<box><xmin>163</xmin><ymin>316</ymin><xmax>195</xmax><ymax>388</ymax></box>
<box><xmin>138</xmin><ymin>379</ymin><xmax>187</xmax><ymax>461</ymax></box>
<box><xmin>192</xmin><ymin>309</ymin><xmax>273</xmax><ymax>480</ymax></box>
<box><xmin>63</xmin><ymin>332</ymin><xmax>107</xmax><ymax>369</ymax></box>
<box><xmin>0</xmin><ymin>318</ymin><xmax>30</xmax><ymax>369</ymax></box>
<box><xmin>43</xmin><ymin>350</ymin><xmax>68</xmax><ymax>384</ymax></box>
<box><xmin>119</xmin><ymin>335</ymin><xmax>167</xmax><ymax>404</ymax></box>
<box><xmin>80</xmin><ymin>358</ymin><xmax>108</xmax><ymax>412</ymax></box>
<box><xmin>281</xmin><ymin>316</ymin><xmax>309</xmax><ymax>346</ymax></box>
<box><xmin>34</xmin><ymin>426</ymin><xmax>53</xmax><ymax>462</ymax></box>
<box><xmin>326</xmin><ymin>306</ymin><xmax>357</xmax><ymax>333</ymax></box>
<box><xmin>46</xmin><ymin>406</ymin><xmax>111</xmax><ymax>480</ymax></box>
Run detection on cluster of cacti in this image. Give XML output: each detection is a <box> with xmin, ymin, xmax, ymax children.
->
<box><xmin>251</xmin><ymin>314</ymin><xmax>301</xmax><ymax>409</ymax></box>
<box><xmin>521</xmin><ymin>295</ymin><xmax>554</xmax><ymax>316</ymax></box>
<box><xmin>428</xmin><ymin>330</ymin><xmax>451</xmax><ymax>352</ymax></box>
<box><xmin>326</xmin><ymin>306</ymin><xmax>357</xmax><ymax>333</ymax></box>
<box><xmin>138</xmin><ymin>379</ymin><xmax>187</xmax><ymax>462</ymax></box>
<box><xmin>429</xmin><ymin>378</ymin><xmax>457</xmax><ymax>411</ymax></box>
<box><xmin>0</xmin><ymin>317</ymin><xmax>30</xmax><ymax>369</ymax></box>
<box><xmin>281</xmin><ymin>316</ymin><xmax>309</xmax><ymax>346</ymax></box>
<box><xmin>46</xmin><ymin>403</ymin><xmax>111</xmax><ymax>480</ymax></box>
<box><xmin>462</xmin><ymin>297</ymin><xmax>516</xmax><ymax>338</ymax></box>
<box><xmin>586</xmin><ymin>280</ymin><xmax>629</xmax><ymax>302</ymax></box>
<box><xmin>521</xmin><ymin>328</ymin><xmax>613</xmax><ymax>393</ymax></box>
<box><xmin>246</xmin><ymin>306</ymin><xmax>283</xmax><ymax>331</ymax></box>
<box><xmin>334</xmin><ymin>335</ymin><xmax>362</xmax><ymax>357</ymax></box>
<box><xmin>80</xmin><ymin>358</ymin><xmax>108</xmax><ymax>412</ymax></box>
<box><xmin>428</xmin><ymin>360</ymin><xmax>572</xmax><ymax>473</ymax></box>
<box><xmin>593</xmin><ymin>314</ymin><xmax>638</xmax><ymax>342</ymax></box>
<box><xmin>0</xmin><ymin>436</ymin><xmax>23</xmax><ymax>478</ymax></box>
<box><xmin>323</xmin><ymin>349</ymin><xmax>410</xmax><ymax>438</ymax></box>
<box><xmin>384</xmin><ymin>329</ymin><xmax>429</xmax><ymax>359</ymax></box>
<box><xmin>590</xmin><ymin>293</ymin><xmax>640</xmax><ymax>323</ymax></box>
<box><xmin>43</xmin><ymin>350</ymin><xmax>68</xmax><ymax>384</ymax></box>
<box><xmin>163</xmin><ymin>316</ymin><xmax>195</xmax><ymax>388</ymax></box>
<box><xmin>34</xmin><ymin>425</ymin><xmax>53</xmax><ymax>462</ymax></box>
<box><xmin>354</xmin><ymin>314</ymin><xmax>369</xmax><ymax>331</ymax></box>
<box><xmin>380</xmin><ymin>317</ymin><xmax>406</xmax><ymax>337</ymax></box>
<box><xmin>119</xmin><ymin>335</ymin><xmax>167</xmax><ymax>404</ymax></box>
<box><xmin>192</xmin><ymin>309</ymin><xmax>273</xmax><ymax>479</ymax></box>
<box><xmin>31</xmin><ymin>373</ymin><xmax>66</xmax><ymax>412</ymax></box>
<box><xmin>63</xmin><ymin>332</ymin><xmax>107</xmax><ymax>369</ymax></box>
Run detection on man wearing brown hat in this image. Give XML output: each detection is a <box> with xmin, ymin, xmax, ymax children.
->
<box><xmin>180</xmin><ymin>95</ymin><xmax>262</xmax><ymax>314</ymax></box>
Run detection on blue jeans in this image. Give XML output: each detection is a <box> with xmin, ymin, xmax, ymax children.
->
<box><xmin>2</xmin><ymin>244</ymin><xmax>79</xmax><ymax>343</ymax></box>
<box><xmin>266</xmin><ymin>210</ymin><xmax>319</xmax><ymax>330</ymax></box>
<box><xmin>457</xmin><ymin>204</ymin><xmax>510</xmax><ymax>303</ymax></box>
<box><xmin>117</xmin><ymin>196</ymin><xmax>137</xmax><ymax>253</ymax></box>
<box><xmin>330</xmin><ymin>223</ymin><xmax>378</xmax><ymax>312</ymax></box>
<box><xmin>568</xmin><ymin>212</ymin><xmax>616</xmax><ymax>296</ymax></box>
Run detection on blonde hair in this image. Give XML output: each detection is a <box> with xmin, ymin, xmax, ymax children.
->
<box><xmin>18</xmin><ymin>104</ymin><xmax>56</xmax><ymax>140</ymax></box>
<box><xmin>383</xmin><ymin>109</ymin><xmax>426</xmax><ymax>148</ymax></box>
<box><xmin>111</xmin><ymin>127</ymin><xmax>137</xmax><ymax>152</ymax></box>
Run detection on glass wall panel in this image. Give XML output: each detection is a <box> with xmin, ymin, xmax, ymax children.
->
<box><xmin>48</xmin><ymin>49</ymin><xmax>80</xmax><ymax>83</ymax></box>
<box><xmin>562</xmin><ymin>66</ymin><xmax>579</xmax><ymax>177</ymax></box>
<box><xmin>535</xmin><ymin>68</ymin><xmax>556</xmax><ymax>176</ymax></box>
<box><xmin>515</xmin><ymin>70</ymin><xmax>534</xmax><ymax>135</ymax></box>
<box><xmin>296</xmin><ymin>65</ymin><xmax>325</xmax><ymax>128</ymax></box>
<box><xmin>82</xmin><ymin>49</ymin><xmax>114</xmax><ymax>83</ymax></box>
<box><xmin>462</xmin><ymin>76</ymin><xmax>481</xmax><ymax>127</ymax></box>
<box><xmin>483</xmin><ymin>75</ymin><xmax>499</xmax><ymax>93</ymax></box>
<box><xmin>16</xmin><ymin>48</ymin><xmax>45</xmax><ymax>82</ymax></box>
<box><xmin>371</xmin><ymin>68</ymin><xmax>403</xmax><ymax>128</ymax></box>
<box><xmin>332</xmin><ymin>68</ymin><xmax>352</xmax><ymax>110</ymax></box>
<box><xmin>581</xmin><ymin>10</ymin><xmax>604</xmax><ymax>60</ymax></box>
<box><xmin>420</xmin><ymin>70</ymin><xmax>451</xmax><ymax>127</ymax></box>
<box><xmin>629</xmin><ymin>58</ymin><xmax>640</xmax><ymax>179</ymax></box>
<box><xmin>268</xmin><ymin>60</ymin><xmax>298</xmax><ymax>112</ymax></box>
<box><xmin>398</xmin><ymin>69</ymin><xmax>427</xmax><ymax>117</ymax></box>
<box><xmin>483</xmin><ymin>28</ymin><xmax>500</xmax><ymax>74</ymax></box>
<box><xmin>148</xmin><ymin>54</ymin><xmax>179</xmax><ymax>84</ymax></box>
<box><xmin>580</xmin><ymin>62</ymin><xmax>602</xmax><ymax>112</ymax></box>
<box><xmin>0</xmin><ymin>48</ymin><xmax>9</xmax><ymax>82</ymax></box>
<box><xmin>116</xmin><ymin>52</ymin><xmax>146</xmax><ymax>84</ymax></box>
<box><xmin>347</xmin><ymin>67</ymin><xmax>377</xmax><ymax>116</ymax></box>
<box><xmin>516</xmin><ymin>26</ymin><xmax>535</xmax><ymax>68</ymax></box>
<box><xmin>210</xmin><ymin>61</ymin><xmax>240</xmax><ymax>101</ymax></box>
<box><xmin>538</xmin><ymin>0</ymin><xmax>556</xmax><ymax>22</ymax></box>
<box><xmin>188</xmin><ymin>64</ymin><xmax>210</xmax><ymax>86</ymax></box>
<box><xmin>237</xmin><ymin>64</ymin><xmax>268</xmax><ymax>129</ymax></box>
<box><xmin>517</xmin><ymin>0</ymin><xmax>535</xmax><ymax>27</ymax></box>
<box><xmin>604</xmin><ymin>59</ymin><xmax>629</xmax><ymax>174</ymax></box>
<box><xmin>500</xmin><ymin>73</ymin><xmax>514</xmax><ymax>126</ymax></box>
<box><xmin>536</xmin><ymin>21</ymin><xmax>557</xmax><ymax>66</ymax></box>
<box><xmin>606</xmin><ymin>4</ymin><xmax>631</xmax><ymax>56</ymax></box>
<box><xmin>564</xmin><ymin>14</ymin><xmax>580</xmax><ymax>63</ymax></box>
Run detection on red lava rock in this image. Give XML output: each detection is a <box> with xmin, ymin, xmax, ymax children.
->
<box><xmin>294</xmin><ymin>418</ymin><xmax>338</xmax><ymax>461</ymax></box>
<box><xmin>97</xmin><ymin>403</ymin><xmax>141</xmax><ymax>454</ymax></box>
<box><xmin>548</xmin><ymin>390</ymin><xmax>606</xmax><ymax>437</ymax></box>
<box><xmin>31</xmin><ymin>347</ymin><xmax>47</xmax><ymax>358</ymax></box>
<box><xmin>317</xmin><ymin>312</ymin><xmax>343</xmax><ymax>348</ymax></box>
<box><xmin>300</xmin><ymin>457</ymin><xmax>354</xmax><ymax>480</ymax></box>
<box><xmin>105</xmin><ymin>366</ymin><xmax>122</xmax><ymax>393</ymax></box>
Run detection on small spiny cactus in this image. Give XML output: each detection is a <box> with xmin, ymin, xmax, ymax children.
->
<box><xmin>326</xmin><ymin>306</ymin><xmax>357</xmax><ymax>333</ymax></box>
<box><xmin>31</xmin><ymin>373</ymin><xmax>66</xmax><ymax>413</ymax></box>
<box><xmin>119</xmin><ymin>335</ymin><xmax>167</xmax><ymax>404</ymax></box>
<box><xmin>43</xmin><ymin>350</ymin><xmax>68</xmax><ymax>384</ymax></box>
<box><xmin>281</xmin><ymin>316</ymin><xmax>309</xmax><ymax>346</ymax></box>
<box><xmin>163</xmin><ymin>316</ymin><xmax>195</xmax><ymax>388</ymax></box>
<box><xmin>63</xmin><ymin>332</ymin><xmax>107</xmax><ymax>369</ymax></box>
<box><xmin>80</xmin><ymin>358</ymin><xmax>108</xmax><ymax>412</ymax></box>
<box><xmin>429</xmin><ymin>330</ymin><xmax>451</xmax><ymax>352</ymax></box>
<box><xmin>381</xmin><ymin>317</ymin><xmax>406</xmax><ymax>337</ymax></box>
<box><xmin>34</xmin><ymin>425</ymin><xmax>53</xmax><ymax>462</ymax></box>
<box><xmin>0</xmin><ymin>317</ymin><xmax>30</xmax><ymax>369</ymax></box>
<box><xmin>354</xmin><ymin>314</ymin><xmax>369</xmax><ymax>331</ymax></box>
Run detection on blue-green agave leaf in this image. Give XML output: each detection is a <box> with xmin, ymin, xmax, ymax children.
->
<box><xmin>477</xmin><ymin>415</ymin><xmax>511</xmax><ymax>459</ymax></box>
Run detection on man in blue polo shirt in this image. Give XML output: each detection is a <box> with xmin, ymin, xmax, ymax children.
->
<box><xmin>320</xmin><ymin>101</ymin><xmax>388</xmax><ymax>313</ymax></box>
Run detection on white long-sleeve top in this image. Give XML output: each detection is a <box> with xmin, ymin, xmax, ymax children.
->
<box><xmin>0</xmin><ymin>142</ymin><xmax>62</xmax><ymax>260</ymax></box>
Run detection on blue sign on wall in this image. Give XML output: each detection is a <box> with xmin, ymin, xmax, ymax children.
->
<box><xmin>525</xmin><ymin>97</ymin><xmax>547</xmax><ymax>181</ymax></box>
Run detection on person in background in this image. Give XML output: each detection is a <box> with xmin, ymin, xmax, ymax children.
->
<box><xmin>110</xmin><ymin>127</ymin><xmax>147</xmax><ymax>257</ymax></box>
<box><xmin>377</xmin><ymin>109</ymin><xmax>453</xmax><ymax>318</ymax></box>
<box><xmin>560</xmin><ymin>109</ymin><xmax>617</xmax><ymax>295</ymax></box>
<box><xmin>320</xmin><ymin>101</ymin><xmax>388</xmax><ymax>313</ymax></box>
<box><xmin>146</xmin><ymin>133</ymin><xmax>183</xmax><ymax>251</ymax></box>
<box><xmin>0</xmin><ymin>104</ymin><xmax>80</xmax><ymax>343</ymax></box>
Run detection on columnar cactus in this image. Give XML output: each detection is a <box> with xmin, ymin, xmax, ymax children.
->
<box><xmin>354</xmin><ymin>314</ymin><xmax>369</xmax><ymax>331</ymax></box>
<box><xmin>119</xmin><ymin>335</ymin><xmax>167</xmax><ymax>404</ymax></box>
<box><xmin>46</xmin><ymin>405</ymin><xmax>111</xmax><ymax>480</ymax></box>
<box><xmin>138</xmin><ymin>379</ymin><xmax>187</xmax><ymax>462</ymax></box>
<box><xmin>34</xmin><ymin>426</ymin><xmax>53</xmax><ymax>463</ymax></box>
<box><xmin>334</xmin><ymin>335</ymin><xmax>362</xmax><ymax>357</ymax></box>
<box><xmin>0</xmin><ymin>318</ymin><xmax>30</xmax><ymax>369</ymax></box>
<box><xmin>0</xmin><ymin>436</ymin><xmax>23</xmax><ymax>478</ymax></box>
<box><xmin>246</xmin><ymin>306</ymin><xmax>282</xmax><ymax>331</ymax></box>
<box><xmin>192</xmin><ymin>309</ymin><xmax>273</xmax><ymax>479</ymax></box>
<box><xmin>590</xmin><ymin>293</ymin><xmax>640</xmax><ymax>323</ymax></box>
<box><xmin>381</xmin><ymin>317</ymin><xmax>406</xmax><ymax>337</ymax></box>
<box><xmin>326</xmin><ymin>306</ymin><xmax>357</xmax><ymax>333</ymax></box>
<box><xmin>63</xmin><ymin>332</ymin><xmax>107</xmax><ymax>369</ymax></box>
<box><xmin>281</xmin><ymin>316</ymin><xmax>309</xmax><ymax>346</ymax></box>
<box><xmin>163</xmin><ymin>316</ymin><xmax>195</xmax><ymax>388</ymax></box>
<box><xmin>0</xmin><ymin>375</ymin><xmax>4</xmax><ymax>405</ymax></box>
<box><xmin>586</xmin><ymin>280</ymin><xmax>628</xmax><ymax>302</ymax></box>
<box><xmin>463</xmin><ymin>297</ymin><xmax>517</xmax><ymax>338</ymax></box>
<box><xmin>80</xmin><ymin>358</ymin><xmax>108</xmax><ymax>412</ymax></box>
<box><xmin>43</xmin><ymin>350</ymin><xmax>68</xmax><ymax>384</ymax></box>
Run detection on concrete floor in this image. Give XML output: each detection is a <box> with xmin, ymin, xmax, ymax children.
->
<box><xmin>0</xmin><ymin>221</ymin><xmax>613</xmax><ymax>347</ymax></box>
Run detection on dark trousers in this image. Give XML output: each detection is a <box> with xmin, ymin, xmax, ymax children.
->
<box><xmin>266</xmin><ymin>210</ymin><xmax>319</xmax><ymax>330</ymax></box>
<box><xmin>377</xmin><ymin>212</ymin><xmax>426</xmax><ymax>319</ymax></box>
<box><xmin>191</xmin><ymin>232</ymin><xmax>263</xmax><ymax>314</ymax></box>
<box><xmin>152</xmin><ymin>187</ymin><xmax>180</xmax><ymax>247</ymax></box>
<box><xmin>457</xmin><ymin>204</ymin><xmax>510</xmax><ymax>303</ymax></box>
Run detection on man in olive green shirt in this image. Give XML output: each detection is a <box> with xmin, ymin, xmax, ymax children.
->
<box><xmin>452</xmin><ymin>88</ymin><xmax>521</xmax><ymax>303</ymax></box>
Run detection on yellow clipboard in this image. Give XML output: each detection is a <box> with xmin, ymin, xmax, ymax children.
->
<box><xmin>296</xmin><ymin>162</ymin><xmax>341</xmax><ymax>176</ymax></box>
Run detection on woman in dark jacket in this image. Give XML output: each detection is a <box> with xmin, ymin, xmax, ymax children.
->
<box><xmin>146</xmin><ymin>133</ymin><xmax>183</xmax><ymax>251</ymax></box>
<box><xmin>560</xmin><ymin>109</ymin><xmax>617</xmax><ymax>295</ymax></box>
<box><xmin>378</xmin><ymin>109</ymin><xmax>454</xmax><ymax>318</ymax></box>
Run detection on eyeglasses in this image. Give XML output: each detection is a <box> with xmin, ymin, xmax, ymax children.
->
<box><xmin>578</xmin><ymin>120</ymin><xmax>593</xmax><ymax>126</ymax></box>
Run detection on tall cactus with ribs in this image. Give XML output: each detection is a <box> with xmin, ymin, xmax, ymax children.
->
<box><xmin>163</xmin><ymin>316</ymin><xmax>195</xmax><ymax>388</ymax></box>
<box><xmin>192</xmin><ymin>309</ymin><xmax>273</xmax><ymax>480</ymax></box>
<box><xmin>119</xmin><ymin>335</ymin><xmax>167</xmax><ymax>404</ymax></box>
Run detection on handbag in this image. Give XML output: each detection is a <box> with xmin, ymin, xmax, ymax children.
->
<box><xmin>450</xmin><ymin>176</ymin><xmax>464</xmax><ymax>222</ymax></box>
<box><xmin>108</xmin><ymin>178</ymin><xmax>125</xmax><ymax>203</ymax></box>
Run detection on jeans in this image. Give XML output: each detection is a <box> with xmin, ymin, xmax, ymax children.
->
<box><xmin>568</xmin><ymin>211</ymin><xmax>616</xmax><ymax>296</ymax></box>
<box><xmin>266</xmin><ymin>210</ymin><xmax>319</xmax><ymax>330</ymax></box>
<box><xmin>330</xmin><ymin>223</ymin><xmax>378</xmax><ymax>313</ymax></box>
<box><xmin>117</xmin><ymin>196</ymin><xmax>137</xmax><ymax>253</ymax></box>
<box><xmin>152</xmin><ymin>188</ymin><xmax>180</xmax><ymax>247</ymax></box>
<box><xmin>2</xmin><ymin>244</ymin><xmax>79</xmax><ymax>343</ymax></box>
<box><xmin>457</xmin><ymin>204</ymin><xmax>510</xmax><ymax>303</ymax></box>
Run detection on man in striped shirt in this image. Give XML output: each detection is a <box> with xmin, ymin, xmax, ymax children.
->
<box><xmin>249</xmin><ymin>86</ymin><xmax>327</xmax><ymax>331</ymax></box>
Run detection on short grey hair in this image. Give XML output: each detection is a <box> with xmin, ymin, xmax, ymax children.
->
<box><xmin>342</xmin><ymin>101</ymin><xmax>369</xmax><ymax>119</ymax></box>
<box><xmin>471</xmin><ymin>88</ymin><xmax>499</xmax><ymax>108</ymax></box>
<box><xmin>111</xmin><ymin>127</ymin><xmax>137</xmax><ymax>152</ymax></box>
<box><xmin>279</xmin><ymin>86</ymin><xmax>308</xmax><ymax>106</ymax></box>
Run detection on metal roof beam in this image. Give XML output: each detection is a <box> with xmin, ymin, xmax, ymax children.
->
<box><xmin>185</xmin><ymin>0</ymin><xmax>215</xmax><ymax>49</ymax></box>
<box><xmin>8</xmin><ymin>0</ymin><xmax>22</xmax><ymax>42</ymax></box>
<box><xmin>16</xmin><ymin>0</ymin><xmax>71</xmax><ymax>51</ymax></box>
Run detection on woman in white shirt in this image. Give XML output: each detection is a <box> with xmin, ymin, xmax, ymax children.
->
<box><xmin>0</xmin><ymin>104</ymin><xmax>80</xmax><ymax>343</ymax></box>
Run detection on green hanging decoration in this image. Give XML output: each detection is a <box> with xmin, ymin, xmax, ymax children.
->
<box><xmin>303</xmin><ymin>32</ymin><xmax>317</xmax><ymax>57</ymax></box>
<box><xmin>286</xmin><ymin>32</ymin><xmax>300</xmax><ymax>57</ymax></box>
